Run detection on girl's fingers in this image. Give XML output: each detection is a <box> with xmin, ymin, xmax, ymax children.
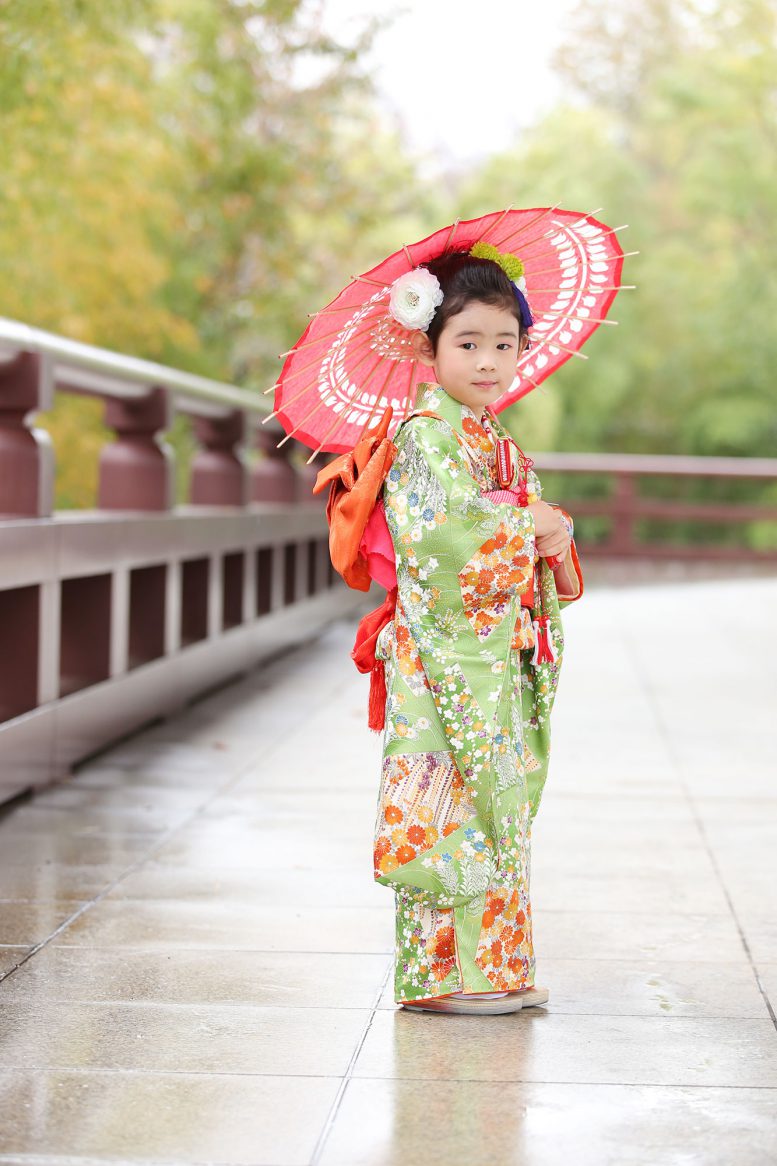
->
<box><xmin>537</xmin><ymin>533</ymin><xmax>571</xmax><ymax>558</ymax></box>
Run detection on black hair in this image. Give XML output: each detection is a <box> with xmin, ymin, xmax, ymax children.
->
<box><xmin>423</xmin><ymin>251</ymin><xmax>530</xmax><ymax>354</ymax></box>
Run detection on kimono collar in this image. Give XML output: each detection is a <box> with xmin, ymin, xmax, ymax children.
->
<box><xmin>413</xmin><ymin>382</ymin><xmax>496</xmax><ymax>440</ymax></box>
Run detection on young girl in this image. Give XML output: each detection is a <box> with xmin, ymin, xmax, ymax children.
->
<box><xmin>370</xmin><ymin>251</ymin><xmax>582</xmax><ymax>1015</ymax></box>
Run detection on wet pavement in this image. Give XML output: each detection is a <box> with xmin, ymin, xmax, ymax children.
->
<box><xmin>1</xmin><ymin>575</ymin><xmax>776</xmax><ymax>1165</ymax></box>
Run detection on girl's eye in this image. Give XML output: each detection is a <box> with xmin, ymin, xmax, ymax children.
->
<box><xmin>459</xmin><ymin>342</ymin><xmax>513</xmax><ymax>351</ymax></box>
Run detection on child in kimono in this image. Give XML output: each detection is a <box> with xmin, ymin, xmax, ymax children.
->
<box><xmin>370</xmin><ymin>250</ymin><xmax>581</xmax><ymax>1015</ymax></box>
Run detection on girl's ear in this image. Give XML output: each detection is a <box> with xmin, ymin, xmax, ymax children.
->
<box><xmin>411</xmin><ymin>330</ymin><xmax>436</xmax><ymax>367</ymax></box>
<box><xmin>517</xmin><ymin>333</ymin><xmax>530</xmax><ymax>360</ymax></box>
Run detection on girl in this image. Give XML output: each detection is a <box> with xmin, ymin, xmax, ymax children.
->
<box><xmin>370</xmin><ymin>250</ymin><xmax>582</xmax><ymax>1015</ymax></box>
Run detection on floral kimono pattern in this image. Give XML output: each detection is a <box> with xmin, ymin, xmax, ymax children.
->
<box><xmin>373</xmin><ymin>381</ymin><xmax>580</xmax><ymax>1004</ymax></box>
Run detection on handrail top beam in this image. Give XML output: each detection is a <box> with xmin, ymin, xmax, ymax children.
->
<box><xmin>532</xmin><ymin>451</ymin><xmax>777</xmax><ymax>478</ymax></box>
<box><xmin>0</xmin><ymin>316</ymin><xmax>270</xmax><ymax>419</ymax></box>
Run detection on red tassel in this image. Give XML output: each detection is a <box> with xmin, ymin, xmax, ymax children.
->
<box><xmin>350</xmin><ymin>587</ymin><xmax>397</xmax><ymax>732</ymax></box>
<box><xmin>531</xmin><ymin>615</ymin><xmax>557</xmax><ymax>665</ymax></box>
<box><xmin>368</xmin><ymin>659</ymin><xmax>387</xmax><ymax>731</ymax></box>
<box><xmin>496</xmin><ymin>438</ymin><xmax>514</xmax><ymax>488</ymax></box>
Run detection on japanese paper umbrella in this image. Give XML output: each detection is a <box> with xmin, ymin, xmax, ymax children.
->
<box><xmin>264</xmin><ymin>206</ymin><xmax>634</xmax><ymax>460</ymax></box>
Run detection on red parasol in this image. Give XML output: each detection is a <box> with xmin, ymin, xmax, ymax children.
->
<box><xmin>265</xmin><ymin>206</ymin><xmax>634</xmax><ymax>460</ymax></box>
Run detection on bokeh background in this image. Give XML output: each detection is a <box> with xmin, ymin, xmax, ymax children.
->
<box><xmin>2</xmin><ymin>0</ymin><xmax>775</xmax><ymax>549</ymax></box>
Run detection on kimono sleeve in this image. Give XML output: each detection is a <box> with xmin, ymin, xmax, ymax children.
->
<box><xmin>527</xmin><ymin>468</ymin><xmax>582</xmax><ymax>609</ymax></box>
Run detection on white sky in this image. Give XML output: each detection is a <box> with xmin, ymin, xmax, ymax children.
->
<box><xmin>315</xmin><ymin>0</ymin><xmax>580</xmax><ymax>167</ymax></box>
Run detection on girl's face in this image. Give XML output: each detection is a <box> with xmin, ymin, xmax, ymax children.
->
<box><xmin>413</xmin><ymin>300</ymin><xmax>527</xmax><ymax>414</ymax></box>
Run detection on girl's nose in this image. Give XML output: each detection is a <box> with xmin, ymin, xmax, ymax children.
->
<box><xmin>477</xmin><ymin>351</ymin><xmax>496</xmax><ymax>370</ymax></box>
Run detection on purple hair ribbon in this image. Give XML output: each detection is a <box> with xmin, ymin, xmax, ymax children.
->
<box><xmin>513</xmin><ymin>285</ymin><xmax>534</xmax><ymax>329</ymax></box>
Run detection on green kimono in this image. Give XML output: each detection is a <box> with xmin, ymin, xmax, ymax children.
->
<box><xmin>373</xmin><ymin>381</ymin><xmax>577</xmax><ymax>1004</ymax></box>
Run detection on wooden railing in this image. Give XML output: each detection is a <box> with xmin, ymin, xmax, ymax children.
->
<box><xmin>0</xmin><ymin>319</ymin><xmax>362</xmax><ymax>804</ymax></box>
<box><xmin>532</xmin><ymin>452</ymin><xmax>777</xmax><ymax>562</ymax></box>
<box><xmin>0</xmin><ymin>317</ymin><xmax>317</xmax><ymax>515</ymax></box>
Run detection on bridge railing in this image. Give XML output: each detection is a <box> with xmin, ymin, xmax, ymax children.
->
<box><xmin>532</xmin><ymin>452</ymin><xmax>777</xmax><ymax>562</ymax></box>
<box><xmin>0</xmin><ymin>318</ymin><xmax>361</xmax><ymax>804</ymax></box>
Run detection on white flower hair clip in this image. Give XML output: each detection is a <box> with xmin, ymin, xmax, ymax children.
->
<box><xmin>388</xmin><ymin>267</ymin><xmax>444</xmax><ymax>332</ymax></box>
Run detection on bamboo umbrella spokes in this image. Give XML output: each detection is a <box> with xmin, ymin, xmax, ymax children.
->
<box><xmin>531</xmin><ymin>339</ymin><xmax>589</xmax><ymax>360</ymax></box>
<box><xmin>536</xmin><ymin>310</ymin><xmax>619</xmax><ymax>326</ymax></box>
<box><xmin>275</xmin><ymin>343</ymin><xmax>387</xmax><ymax>447</ymax></box>
<box><xmin>262</xmin><ymin>328</ymin><xmax>386</xmax><ymax>416</ymax></box>
<box><xmin>307</xmin><ymin>360</ymin><xmax>399</xmax><ymax>462</ymax></box>
<box><xmin>278</xmin><ymin>305</ymin><xmax>384</xmax><ymax>358</ymax></box>
<box><xmin>495</xmin><ymin>204</ymin><xmax>562</xmax><ymax>251</ymax></box>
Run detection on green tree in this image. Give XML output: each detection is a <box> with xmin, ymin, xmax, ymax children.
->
<box><xmin>0</xmin><ymin>1</ymin><xmax>437</xmax><ymax>505</ymax></box>
<box><xmin>460</xmin><ymin>0</ymin><xmax>777</xmax><ymax>465</ymax></box>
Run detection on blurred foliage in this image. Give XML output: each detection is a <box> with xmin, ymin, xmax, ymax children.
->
<box><xmin>0</xmin><ymin>0</ymin><xmax>441</xmax><ymax>505</ymax></box>
<box><xmin>461</xmin><ymin>0</ymin><xmax>777</xmax><ymax>468</ymax></box>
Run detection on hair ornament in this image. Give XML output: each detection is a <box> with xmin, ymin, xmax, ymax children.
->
<box><xmin>468</xmin><ymin>236</ymin><xmax>529</xmax><ymax>328</ymax></box>
<box><xmin>514</xmin><ymin>286</ymin><xmax>534</xmax><ymax>329</ymax></box>
<box><xmin>387</xmin><ymin>242</ymin><xmax>534</xmax><ymax>334</ymax></box>
<box><xmin>388</xmin><ymin>267</ymin><xmax>443</xmax><ymax>332</ymax></box>
<box><xmin>470</xmin><ymin>240</ymin><xmax>533</xmax><ymax>329</ymax></box>
<box><xmin>469</xmin><ymin>240</ymin><xmax>524</xmax><ymax>282</ymax></box>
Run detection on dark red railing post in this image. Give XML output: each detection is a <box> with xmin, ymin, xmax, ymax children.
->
<box><xmin>99</xmin><ymin>386</ymin><xmax>174</xmax><ymax>510</ymax></box>
<box><xmin>251</xmin><ymin>428</ymin><xmax>297</xmax><ymax>503</ymax></box>
<box><xmin>609</xmin><ymin>471</ymin><xmax>637</xmax><ymax>555</ymax></box>
<box><xmin>190</xmin><ymin>409</ymin><xmax>248</xmax><ymax>506</ymax></box>
<box><xmin>0</xmin><ymin>351</ymin><xmax>53</xmax><ymax>517</ymax></box>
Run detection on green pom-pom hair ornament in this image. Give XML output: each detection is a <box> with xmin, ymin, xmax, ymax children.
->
<box><xmin>469</xmin><ymin>240</ymin><xmax>532</xmax><ymax>331</ymax></box>
<box><xmin>469</xmin><ymin>240</ymin><xmax>525</xmax><ymax>282</ymax></box>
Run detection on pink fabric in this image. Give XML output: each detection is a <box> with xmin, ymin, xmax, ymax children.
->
<box><xmin>482</xmin><ymin>488</ymin><xmax>524</xmax><ymax>507</ymax></box>
<box><xmin>359</xmin><ymin>500</ymin><xmax>397</xmax><ymax>590</ymax></box>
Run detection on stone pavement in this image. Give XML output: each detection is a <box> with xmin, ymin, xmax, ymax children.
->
<box><xmin>1</xmin><ymin>575</ymin><xmax>776</xmax><ymax>1165</ymax></box>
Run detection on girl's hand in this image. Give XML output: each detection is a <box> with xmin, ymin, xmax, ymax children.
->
<box><xmin>526</xmin><ymin>501</ymin><xmax>572</xmax><ymax>559</ymax></box>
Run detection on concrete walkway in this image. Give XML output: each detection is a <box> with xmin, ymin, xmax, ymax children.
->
<box><xmin>1</xmin><ymin>576</ymin><xmax>776</xmax><ymax>1165</ymax></box>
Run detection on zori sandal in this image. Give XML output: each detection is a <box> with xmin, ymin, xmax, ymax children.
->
<box><xmin>514</xmin><ymin>986</ymin><xmax>550</xmax><ymax>1007</ymax></box>
<box><xmin>401</xmin><ymin>985</ymin><xmax>549</xmax><ymax>1015</ymax></box>
<box><xmin>401</xmin><ymin>991</ymin><xmax>524</xmax><ymax>1015</ymax></box>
